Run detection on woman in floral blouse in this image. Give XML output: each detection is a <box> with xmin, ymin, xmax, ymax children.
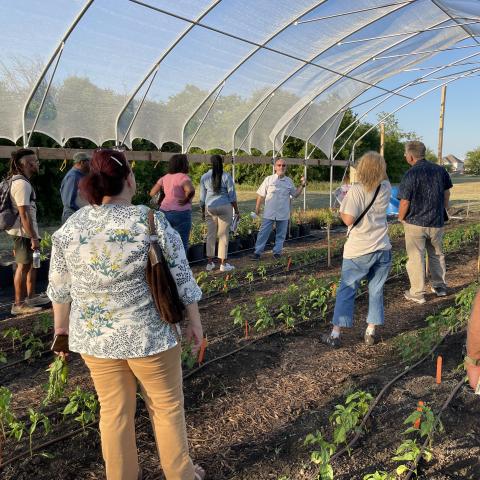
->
<box><xmin>47</xmin><ymin>149</ymin><xmax>205</xmax><ymax>480</ymax></box>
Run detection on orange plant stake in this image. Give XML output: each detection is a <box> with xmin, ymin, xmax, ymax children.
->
<box><xmin>245</xmin><ymin>319</ymin><xmax>249</xmax><ymax>338</ymax></box>
<box><xmin>198</xmin><ymin>338</ymin><xmax>208</xmax><ymax>364</ymax></box>
<box><xmin>223</xmin><ymin>274</ymin><xmax>230</xmax><ymax>292</ymax></box>
<box><xmin>414</xmin><ymin>401</ymin><xmax>424</xmax><ymax>429</ymax></box>
<box><xmin>436</xmin><ymin>356</ymin><xmax>443</xmax><ymax>384</ymax></box>
<box><xmin>286</xmin><ymin>257</ymin><xmax>292</xmax><ymax>271</ymax></box>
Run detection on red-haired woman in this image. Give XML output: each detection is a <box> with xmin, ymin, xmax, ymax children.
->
<box><xmin>47</xmin><ymin>149</ymin><xmax>205</xmax><ymax>480</ymax></box>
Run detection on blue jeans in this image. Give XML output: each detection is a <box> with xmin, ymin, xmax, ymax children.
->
<box><xmin>254</xmin><ymin>218</ymin><xmax>288</xmax><ymax>256</ymax></box>
<box><xmin>161</xmin><ymin>210</ymin><xmax>192</xmax><ymax>253</ymax></box>
<box><xmin>332</xmin><ymin>249</ymin><xmax>392</xmax><ymax>328</ymax></box>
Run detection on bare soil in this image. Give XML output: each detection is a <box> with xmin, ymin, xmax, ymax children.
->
<box><xmin>1</xmin><ymin>230</ymin><xmax>479</xmax><ymax>480</ymax></box>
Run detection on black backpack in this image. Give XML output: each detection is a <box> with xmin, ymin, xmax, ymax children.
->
<box><xmin>0</xmin><ymin>175</ymin><xmax>32</xmax><ymax>231</ymax></box>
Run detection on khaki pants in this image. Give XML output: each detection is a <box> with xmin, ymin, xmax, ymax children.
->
<box><xmin>404</xmin><ymin>223</ymin><xmax>446</xmax><ymax>297</ymax></box>
<box><xmin>82</xmin><ymin>345</ymin><xmax>194</xmax><ymax>480</ymax></box>
<box><xmin>205</xmin><ymin>203</ymin><xmax>233</xmax><ymax>260</ymax></box>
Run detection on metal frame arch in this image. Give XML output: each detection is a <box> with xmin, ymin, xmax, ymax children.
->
<box><xmin>270</xmin><ymin>16</ymin><xmax>453</xmax><ymax>152</ymax></box>
<box><xmin>430</xmin><ymin>0</ymin><xmax>480</xmax><ymax>46</ymax></box>
<box><xmin>180</xmin><ymin>0</ymin><xmax>331</xmax><ymax>152</ymax></box>
<box><xmin>330</xmin><ymin>45</ymin><xmax>480</xmax><ymax>160</ymax></box>
<box><xmin>231</xmin><ymin>0</ymin><xmax>416</xmax><ymax>155</ymax></box>
<box><xmin>350</xmin><ymin>65</ymin><xmax>480</xmax><ymax>162</ymax></box>
<box><xmin>114</xmin><ymin>0</ymin><xmax>224</xmax><ymax>147</ymax></box>
<box><xmin>22</xmin><ymin>0</ymin><xmax>95</xmax><ymax>146</ymax></box>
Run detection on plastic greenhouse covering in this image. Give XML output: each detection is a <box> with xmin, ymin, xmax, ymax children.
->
<box><xmin>1</xmin><ymin>0</ymin><xmax>479</xmax><ymax>158</ymax></box>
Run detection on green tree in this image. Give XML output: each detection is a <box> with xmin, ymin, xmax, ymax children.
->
<box><xmin>465</xmin><ymin>147</ymin><xmax>480</xmax><ymax>175</ymax></box>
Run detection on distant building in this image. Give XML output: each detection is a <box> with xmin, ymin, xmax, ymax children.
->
<box><xmin>442</xmin><ymin>154</ymin><xmax>464</xmax><ymax>174</ymax></box>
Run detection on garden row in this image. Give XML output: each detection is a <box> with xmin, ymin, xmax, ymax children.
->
<box><xmin>294</xmin><ymin>282</ymin><xmax>478</xmax><ymax>480</ymax></box>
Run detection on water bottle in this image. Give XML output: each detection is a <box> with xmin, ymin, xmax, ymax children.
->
<box><xmin>32</xmin><ymin>249</ymin><xmax>41</xmax><ymax>269</ymax></box>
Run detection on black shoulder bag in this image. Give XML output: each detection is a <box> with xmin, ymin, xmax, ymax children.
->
<box><xmin>347</xmin><ymin>184</ymin><xmax>381</xmax><ymax>237</ymax></box>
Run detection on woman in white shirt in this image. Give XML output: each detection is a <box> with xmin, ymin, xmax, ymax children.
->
<box><xmin>322</xmin><ymin>151</ymin><xmax>392</xmax><ymax>348</ymax></box>
<box><xmin>48</xmin><ymin>149</ymin><xmax>205</xmax><ymax>480</ymax></box>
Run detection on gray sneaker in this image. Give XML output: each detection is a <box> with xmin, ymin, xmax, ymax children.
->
<box><xmin>404</xmin><ymin>290</ymin><xmax>426</xmax><ymax>305</ymax></box>
<box><xmin>25</xmin><ymin>293</ymin><xmax>51</xmax><ymax>307</ymax></box>
<box><xmin>431</xmin><ymin>286</ymin><xmax>447</xmax><ymax>297</ymax></box>
<box><xmin>321</xmin><ymin>333</ymin><xmax>341</xmax><ymax>348</ymax></box>
<box><xmin>364</xmin><ymin>332</ymin><xmax>375</xmax><ymax>346</ymax></box>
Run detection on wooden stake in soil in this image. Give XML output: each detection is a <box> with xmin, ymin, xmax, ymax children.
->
<box><xmin>414</xmin><ymin>401</ymin><xmax>424</xmax><ymax>429</ymax></box>
<box><xmin>286</xmin><ymin>256</ymin><xmax>292</xmax><ymax>271</ymax></box>
<box><xmin>436</xmin><ymin>356</ymin><xmax>443</xmax><ymax>384</ymax></box>
<box><xmin>245</xmin><ymin>319</ymin><xmax>249</xmax><ymax>339</ymax></box>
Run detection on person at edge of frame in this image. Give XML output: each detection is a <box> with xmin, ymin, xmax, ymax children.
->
<box><xmin>6</xmin><ymin>148</ymin><xmax>51</xmax><ymax>315</ymax></box>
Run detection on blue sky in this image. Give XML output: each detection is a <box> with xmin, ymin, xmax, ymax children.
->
<box><xmin>356</xmin><ymin>43</ymin><xmax>480</xmax><ymax>160</ymax></box>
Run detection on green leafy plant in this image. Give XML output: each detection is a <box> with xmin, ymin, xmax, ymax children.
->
<box><xmin>33</xmin><ymin>312</ymin><xmax>54</xmax><ymax>335</ymax></box>
<box><xmin>230</xmin><ymin>305</ymin><xmax>245</xmax><ymax>328</ymax></box>
<box><xmin>277</xmin><ymin>303</ymin><xmax>295</xmax><ymax>329</ymax></box>
<box><xmin>329</xmin><ymin>391</ymin><xmax>372</xmax><ymax>447</ymax></box>
<box><xmin>245</xmin><ymin>271</ymin><xmax>254</xmax><ymax>284</ymax></box>
<box><xmin>181</xmin><ymin>341</ymin><xmax>197</xmax><ymax>369</ymax></box>
<box><xmin>0</xmin><ymin>351</ymin><xmax>6</xmax><ymax>364</ymax></box>
<box><xmin>0</xmin><ymin>387</ymin><xmax>14</xmax><ymax>441</ymax></box>
<box><xmin>23</xmin><ymin>334</ymin><xmax>45</xmax><ymax>361</ymax></box>
<box><xmin>392</xmin><ymin>439</ymin><xmax>431</xmax><ymax>477</ymax></box>
<box><xmin>254</xmin><ymin>297</ymin><xmax>274</xmax><ymax>332</ymax></box>
<box><xmin>27</xmin><ymin>408</ymin><xmax>51</xmax><ymax>456</ymax></box>
<box><xmin>8</xmin><ymin>419</ymin><xmax>26</xmax><ymax>442</ymax></box>
<box><xmin>257</xmin><ymin>265</ymin><xmax>267</xmax><ymax>281</ymax></box>
<box><xmin>363</xmin><ymin>472</ymin><xmax>395</xmax><ymax>480</ymax></box>
<box><xmin>63</xmin><ymin>387</ymin><xmax>99</xmax><ymax>430</ymax></box>
<box><xmin>3</xmin><ymin>327</ymin><xmax>23</xmax><ymax>352</ymax></box>
<box><xmin>39</xmin><ymin>231</ymin><xmax>53</xmax><ymax>260</ymax></box>
<box><xmin>304</xmin><ymin>431</ymin><xmax>336</xmax><ymax>480</ymax></box>
<box><xmin>43</xmin><ymin>356</ymin><xmax>69</xmax><ymax>405</ymax></box>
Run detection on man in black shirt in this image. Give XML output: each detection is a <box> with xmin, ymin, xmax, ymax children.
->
<box><xmin>398</xmin><ymin>141</ymin><xmax>453</xmax><ymax>304</ymax></box>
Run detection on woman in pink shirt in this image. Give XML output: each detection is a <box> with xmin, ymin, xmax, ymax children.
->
<box><xmin>150</xmin><ymin>154</ymin><xmax>195</xmax><ymax>252</ymax></box>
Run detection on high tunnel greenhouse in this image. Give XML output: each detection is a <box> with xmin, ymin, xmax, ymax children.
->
<box><xmin>1</xmin><ymin>0</ymin><xmax>480</xmax><ymax>161</ymax></box>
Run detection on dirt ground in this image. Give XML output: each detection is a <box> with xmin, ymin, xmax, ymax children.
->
<box><xmin>1</xmin><ymin>225</ymin><xmax>479</xmax><ymax>479</ymax></box>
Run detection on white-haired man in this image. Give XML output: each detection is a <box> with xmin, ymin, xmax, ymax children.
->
<box><xmin>398</xmin><ymin>140</ymin><xmax>452</xmax><ymax>304</ymax></box>
<box><xmin>252</xmin><ymin>158</ymin><xmax>305</xmax><ymax>259</ymax></box>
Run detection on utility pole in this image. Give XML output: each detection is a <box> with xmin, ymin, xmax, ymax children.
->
<box><xmin>437</xmin><ymin>85</ymin><xmax>447</xmax><ymax>164</ymax></box>
<box><xmin>380</xmin><ymin>122</ymin><xmax>385</xmax><ymax>156</ymax></box>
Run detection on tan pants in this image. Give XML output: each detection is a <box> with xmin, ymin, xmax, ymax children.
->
<box><xmin>82</xmin><ymin>345</ymin><xmax>195</xmax><ymax>480</ymax></box>
<box><xmin>205</xmin><ymin>203</ymin><xmax>233</xmax><ymax>260</ymax></box>
<box><xmin>404</xmin><ymin>223</ymin><xmax>446</xmax><ymax>297</ymax></box>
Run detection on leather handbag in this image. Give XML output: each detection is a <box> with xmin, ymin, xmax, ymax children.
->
<box><xmin>146</xmin><ymin>210</ymin><xmax>185</xmax><ymax>324</ymax></box>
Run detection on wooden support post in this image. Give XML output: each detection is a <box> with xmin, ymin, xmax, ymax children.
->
<box><xmin>380</xmin><ymin>122</ymin><xmax>385</xmax><ymax>157</ymax></box>
<box><xmin>437</xmin><ymin>85</ymin><xmax>447</xmax><ymax>164</ymax></box>
<box><xmin>327</xmin><ymin>224</ymin><xmax>331</xmax><ymax>267</ymax></box>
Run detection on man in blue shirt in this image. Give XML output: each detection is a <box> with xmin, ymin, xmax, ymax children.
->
<box><xmin>398</xmin><ymin>141</ymin><xmax>453</xmax><ymax>304</ymax></box>
<box><xmin>60</xmin><ymin>152</ymin><xmax>90</xmax><ymax>223</ymax></box>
